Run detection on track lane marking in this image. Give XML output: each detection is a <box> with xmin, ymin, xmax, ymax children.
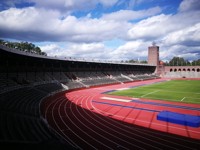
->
<box><xmin>101</xmin><ymin>96</ymin><xmax>132</xmax><ymax>102</ymax></box>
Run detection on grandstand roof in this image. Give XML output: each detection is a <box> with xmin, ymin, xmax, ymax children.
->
<box><xmin>0</xmin><ymin>44</ymin><xmax>155</xmax><ymax>67</ymax></box>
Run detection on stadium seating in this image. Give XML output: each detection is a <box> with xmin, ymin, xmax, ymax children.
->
<box><xmin>0</xmin><ymin>44</ymin><xmax>159</xmax><ymax>149</ymax></box>
<box><xmin>0</xmin><ymin>81</ymin><xmax>67</xmax><ymax>148</ymax></box>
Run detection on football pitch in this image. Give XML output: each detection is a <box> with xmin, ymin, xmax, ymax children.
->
<box><xmin>108</xmin><ymin>80</ymin><xmax>200</xmax><ymax>104</ymax></box>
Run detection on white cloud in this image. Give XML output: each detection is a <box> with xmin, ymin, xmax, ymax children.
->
<box><xmin>39</xmin><ymin>43</ymin><xmax>70</xmax><ymax>58</ymax></box>
<box><xmin>159</xmin><ymin>44</ymin><xmax>200</xmax><ymax>61</ymax></box>
<box><xmin>127</xmin><ymin>10</ymin><xmax>200</xmax><ymax>41</ymax></box>
<box><xmin>60</xmin><ymin>16</ymin><xmax>131</xmax><ymax>42</ymax></box>
<box><xmin>0</xmin><ymin>7</ymin><xmax>131</xmax><ymax>42</ymax></box>
<box><xmin>32</xmin><ymin>0</ymin><xmax>96</xmax><ymax>13</ymax></box>
<box><xmin>179</xmin><ymin>0</ymin><xmax>200</xmax><ymax>12</ymax></box>
<box><xmin>0</xmin><ymin>7</ymin><xmax>60</xmax><ymax>32</ymax></box>
<box><xmin>40</xmin><ymin>42</ymin><xmax>112</xmax><ymax>59</ymax></box>
<box><xmin>1</xmin><ymin>1</ymin><xmax>198</xmax><ymax>45</ymax></box>
<box><xmin>0</xmin><ymin>0</ymin><xmax>28</xmax><ymax>9</ymax></box>
<box><xmin>31</xmin><ymin>0</ymin><xmax>118</xmax><ymax>13</ymax></box>
<box><xmin>163</xmin><ymin>23</ymin><xmax>200</xmax><ymax>46</ymax></box>
<box><xmin>99</xmin><ymin>0</ymin><xmax>118</xmax><ymax>7</ymax></box>
<box><xmin>109</xmin><ymin>40</ymin><xmax>149</xmax><ymax>60</ymax></box>
<box><xmin>128</xmin><ymin>14</ymin><xmax>171</xmax><ymax>40</ymax></box>
<box><xmin>116</xmin><ymin>0</ymin><xmax>146</xmax><ymax>9</ymax></box>
<box><xmin>40</xmin><ymin>40</ymin><xmax>153</xmax><ymax>61</ymax></box>
<box><xmin>102</xmin><ymin>6</ymin><xmax>161</xmax><ymax>21</ymax></box>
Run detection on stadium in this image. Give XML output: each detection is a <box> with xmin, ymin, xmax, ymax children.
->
<box><xmin>0</xmin><ymin>43</ymin><xmax>200</xmax><ymax>150</ymax></box>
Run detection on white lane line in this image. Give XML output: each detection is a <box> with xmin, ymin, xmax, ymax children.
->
<box><xmin>101</xmin><ymin>97</ymin><xmax>132</xmax><ymax>102</ymax></box>
<box><xmin>141</xmin><ymin>90</ymin><xmax>160</xmax><ymax>98</ymax></box>
<box><xmin>91</xmin><ymin>101</ymin><xmax>200</xmax><ymax>135</ymax></box>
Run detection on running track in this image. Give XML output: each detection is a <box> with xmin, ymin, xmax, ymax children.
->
<box><xmin>41</xmin><ymin>79</ymin><xmax>200</xmax><ymax>149</ymax></box>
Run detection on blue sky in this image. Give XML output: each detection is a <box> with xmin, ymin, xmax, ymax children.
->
<box><xmin>0</xmin><ymin>0</ymin><xmax>200</xmax><ymax>61</ymax></box>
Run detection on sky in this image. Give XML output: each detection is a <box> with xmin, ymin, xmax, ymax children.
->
<box><xmin>0</xmin><ymin>0</ymin><xmax>200</xmax><ymax>62</ymax></box>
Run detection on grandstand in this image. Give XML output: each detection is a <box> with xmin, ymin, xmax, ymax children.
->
<box><xmin>0</xmin><ymin>44</ymin><xmax>200</xmax><ymax>149</ymax></box>
<box><xmin>0</xmin><ymin>44</ymin><xmax>157</xmax><ymax>91</ymax></box>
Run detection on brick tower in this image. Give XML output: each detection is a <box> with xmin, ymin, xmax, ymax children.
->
<box><xmin>148</xmin><ymin>42</ymin><xmax>159</xmax><ymax>65</ymax></box>
<box><xmin>148</xmin><ymin>42</ymin><xmax>159</xmax><ymax>74</ymax></box>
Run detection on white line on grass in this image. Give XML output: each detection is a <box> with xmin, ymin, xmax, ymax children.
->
<box><xmin>140</xmin><ymin>90</ymin><xmax>160</xmax><ymax>98</ymax></box>
<box><xmin>186</xmin><ymin>97</ymin><xmax>200</xmax><ymax>100</ymax></box>
<box><xmin>181</xmin><ymin>97</ymin><xmax>185</xmax><ymax>101</ymax></box>
<box><xmin>158</xmin><ymin>90</ymin><xmax>200</xmax><ymax>95</ymax></box>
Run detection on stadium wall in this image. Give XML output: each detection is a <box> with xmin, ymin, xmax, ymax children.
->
<box><xmin>163</xmin><ymin>66</ymin><xmax>200</xmax><ymax>78</ymax></box>
<box><xmin>165</xmin><ymin>66</ymin><xmax>200</xmax><ymax>72</ymax></box>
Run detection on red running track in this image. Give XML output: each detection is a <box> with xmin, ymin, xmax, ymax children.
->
<box><xmin>41</xmin><ymin>79</ymin><xmax>200</xmax><ymax>149</ymax></box>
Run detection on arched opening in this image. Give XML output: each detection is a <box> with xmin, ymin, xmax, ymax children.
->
<box><xmin>192</xmin><ymin>68</ymin><xmax>195</xmax><ymax>72</ymax></box>
<box><xmin>178</xmin><ymin>68</ymin><xmax>181</xmax><ymax>72</ymax></box>
<box><xmin>197</xmin><ymin>68</ymin><xmax>200</xmax><ymax>72</ymax></box>
<box><xmin>187</xmin><ymin>68</ymin><xmax>190</xmax><ymax>71</ymax></box>
<box><xmin>183</xmin><ymin>68</ymin><xmax>186</xmax><ymax>71</ymax></box>
<box><xmin>174</xmin><ymin>69</ymin><xmax>177</xmax><ymax>72</ymax></box>
<box><xmin>170</xmin><ymin>68</ymin><xmax>173</xmax><ymax>72</ymax></box>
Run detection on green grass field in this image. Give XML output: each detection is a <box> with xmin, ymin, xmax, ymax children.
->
<box><xmin>109</xmin><ymin>80</ymin><xmax>200</xmax><ymax>104</ymax></box>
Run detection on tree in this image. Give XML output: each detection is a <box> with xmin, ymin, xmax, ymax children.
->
<box><xmin>168</xmin><ymin>57</ymin><xmax>186</xmax><ymax>66</ymax></box>
<box><xmin>0</xmin><ymin>39</ymin><xmax>47</xmax><ymax>56</ymax></box>
<box><xmin>167</xmin><ymin>57</ymin><xmax>200</xmax><ymax>66</ymax></box>
<box><xmin>140</xmin><ymin>60</ymin><xmax>147</xmax><ymax>64</ymax></box>
<box><xmin>191</xmin><ymin>59</ymin><xmax>200</xmax><ymax>66</ymax></box>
